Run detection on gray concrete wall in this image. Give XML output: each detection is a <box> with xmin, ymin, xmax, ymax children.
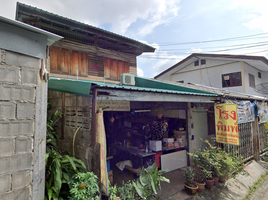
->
<box><xmin>0</xmin><ymin>49</ymin><xmax>46</xmax><ymax>200</ymax></box>
<box><xmin>48</xmin><ymin>91</ymin><xmax>93</xmax><ymax>170</ymax></box>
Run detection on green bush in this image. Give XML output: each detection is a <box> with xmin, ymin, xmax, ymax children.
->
<box><xmin>69</xmin><ymin>172</ymin><xmax>100</xmax><ymax>200</ymax></box>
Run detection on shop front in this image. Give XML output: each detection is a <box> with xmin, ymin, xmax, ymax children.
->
<box><xmin>48</xmin><ymin>76</ymin><xmax>219</xmax><ymax>188</ymax></box>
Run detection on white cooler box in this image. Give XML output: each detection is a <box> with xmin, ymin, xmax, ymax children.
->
<box><xmin>149</xmin><ymin>140</ymin><xmax>162</xmax><ymax>151</ymax></box>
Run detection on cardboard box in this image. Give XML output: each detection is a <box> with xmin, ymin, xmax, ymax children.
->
<box><xmin>149</xmin><ymin>140</ymin><xmax>162</xmax><ymax>151</ymax></box>
<box><xmin>163</xmin><ymin>138</ymin><xmax>174</xmax><ymax>143</ymax></box>
<box><xmin>108</xmin><ymin>170</ymin><xmax>113</xmax><ymax>184</ymax></box>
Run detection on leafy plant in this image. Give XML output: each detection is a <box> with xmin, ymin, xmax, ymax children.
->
<box><xmin>184</xmin><ymin>167</ymin><xmax>196</xmax><ymax>187</ymax></box>
<box><xmin>45</xmin><ymin>104</ymin><xmax>87</xmax><ymax>200</ymax></box>
<box><xmin>189</xmin><ymin>139</ymin><xmax>244</xmax><ymax>181</ymax></box>
<box><xmin>132</xmin><ymin>163</ymin><xmax>170</xmax><ymax>200</ymax></box>
<box><xmin>109</xmin><ymin>182</ymin><xmax>118</xmax><ymax>200</ymax></box>
<box><xmin>117</xmin><ymin>181</ymin><xmax>140</xmax><ymax>200</ymax></box>
<box><xmin>69</xmin><ymin>172</ymin><xmax>100</xmax><ymax>200</ymax></box>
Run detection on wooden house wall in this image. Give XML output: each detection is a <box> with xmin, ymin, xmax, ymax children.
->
<box><xmin>48</xmin><ymin>39</ymin><xmax>137</xmax><ymax>82</ymax></box>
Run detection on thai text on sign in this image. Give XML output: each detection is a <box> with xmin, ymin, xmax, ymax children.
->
<box><xmin>97</xmin><ymin>100</ymin><xmax>130</xmax><ymax>111</ymax></box>
<box><xmin>215</xmin><ymin>104</ymin><xmax>239</xmax><ymax>145</ymax></box>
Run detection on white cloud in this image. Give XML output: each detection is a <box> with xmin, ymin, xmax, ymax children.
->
<box><xmin>191</xmin><ymin>48</ymin><xmax>203</xmax><ymax>53</ymax></box>
<box><xmin>231</xmin><ymin>0</ymin><xmax>268</xmax><ymax>31</ymax></box>
<box><xmin>139</xmin><ymin>41</ymin><xmax>183</xmax><ymax>77</ymax></box>
<box><xmin>137</xmin><ymin>67</ymin><xmax>144</xmax><ymax>77</ymax></box>
<box><xmin>7</xmin><ymin>0</ymin><xmax>180</xmax><ymax>37</ymax></box>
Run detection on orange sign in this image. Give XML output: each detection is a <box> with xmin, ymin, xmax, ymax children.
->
<box><xmin>215</xmin><ymin>104</ymin><xmax>239</xmax><ymax>145</ymax></box>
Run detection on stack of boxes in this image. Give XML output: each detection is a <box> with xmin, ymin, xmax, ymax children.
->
<box><xmin>173</xmin><ymin>131</ymin><xmax>187</xmax><ymax>147</ymax></box>
<box><xmin>163</xmin><ymin>138</ymin><xmax>174</xmax><ymax>148</ymax></box>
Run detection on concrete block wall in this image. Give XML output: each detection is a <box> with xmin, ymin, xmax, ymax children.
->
<box><xmin>48</xmin><ymin>91</ymin><xmax>93</xmax><ymax>170</ymax></box>
<box><xmin>0</xmin><ymin>49</ymin><xmax>40</xmax><ymax>199</ymax></box>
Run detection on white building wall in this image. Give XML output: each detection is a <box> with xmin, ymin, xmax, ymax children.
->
<box><xmin>244</xmin><ymin>63</ymin><xmax>263</xmax><ymax>96</ymax></box>
<box><xmin>179</xmin><ymin>59</ymin><xmax>237</xmax><ymax>73</ymax></box>
<box><xmin>171</xmin><ymin>70</ymin><xmax>201</xmax><ymax>84</ymax></box>
<box><xmin>172</xmin><ymin>60</ymin><xmax>245</xmax><ymax>93</ymax></box>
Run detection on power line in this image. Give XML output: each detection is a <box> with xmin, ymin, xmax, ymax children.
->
<box><xmin>152</xmin><ymin>33</ymin><xmax>268</xmax><ymax>46</ymax></box>
<box><xmin>157</xmin><ymin>41</ymin><xmax>268</xmax><ymax>51</ymax></box>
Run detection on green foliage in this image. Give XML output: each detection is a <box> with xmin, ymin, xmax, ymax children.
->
<box><xmin>189</xmin><ymin>140</ymin><xmax>244</xmax><ymax>181</ymax></box>
<box><xmin>69</xmin><ymin>172</ymin><xmax>100</xmax><ymax>200</ymax></box>
<box><xmin>108</xmin><ymin>182</ymin><xmax>118</xmax><ymax>200</ymax></box>
<box><xmin>45</xmin><ymin>104</ymin><xmax>87</xmax><ymax>200</ymax></box>
<box><xmin>117</xmin><ymin>181</ymin><xmax>140</xmax><ymax>200</ymax></box>
<box><xmin>132</xmin><ymin>163</ymin><xmax>170</xmax><ymax>200</ymax></box>
<box><xmin>184</xmin><ymin>167</ymin><xmax>195</xmax><ymax>187</ymax></box>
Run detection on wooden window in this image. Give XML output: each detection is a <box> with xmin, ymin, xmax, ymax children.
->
<box><xmin>88</xmin><ymin>57</ymin><xmax>104</xmax><ymax>77</ymax></box>
<box><xmin>50</xmin><ymin>46</ymin><xmax>88</xmax><ymax>76</ymax></box>
<box><xmin>201</xmin><ymin>59</ymin><xmax>206</xmax><ymax>65</ymax></box>
<box><xmin>60</xmin><ymin>49</ymin><xmax>70</xmax><ymax>74</ymax></box>
<box><xmin>249</xmin><ymin>73</ymin><xmax>255</xmax><ymax>88</ymax></box>
<box><xmin>104</xmin><ymin>57</ymin><xmax>129</xmax><ymax>81</ymax></box>
<box><xmin>222</xmin><ymin>72</ymin><xmax>242</xmax><ymax>87</ymax></box>
<box><xmin>258</xmin><ymin>72</ymin><xmax>262</xmax><ymax>78</ymax></box>
<box><xmin>50</xmin><ymin>46</ymin><xmax>60</xmax><ymax>72</ymax></box>
<box><xmin>194</xmin><ymin>60</ymin><xmax>199</xmax><ymax>66</ymax></box>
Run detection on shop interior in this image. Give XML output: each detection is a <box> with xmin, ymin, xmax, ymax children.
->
<box><xmin>103</xmin><ymin>102</ymin><xmax>189</xmax><ymax>186</ymax></box>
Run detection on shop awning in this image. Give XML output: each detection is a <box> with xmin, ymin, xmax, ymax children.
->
<box><xmin>48</xmin><ymin>77</ymin><xmax>219</xmax><ymax>97</ymax></box>
<box><xmin>48</xmin><ymin>77</ymin><xmax>93</xmax><ymax>96</ymax></box>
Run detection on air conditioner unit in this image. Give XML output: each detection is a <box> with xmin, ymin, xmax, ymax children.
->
<box><xmin>120</xmin><ymin>73</ymin><xmax>136</xmax><ymax>86</ymax></box>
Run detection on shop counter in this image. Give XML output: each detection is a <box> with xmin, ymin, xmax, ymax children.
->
<box><xmin>116</xmin><ymin>145</ymin><xmax>155</xmax><ymax>168</ymax></box>
<box><xmin>152</xmin><ymin>146</ymin><xmax>187</xmax><ymax>168</ymax></box>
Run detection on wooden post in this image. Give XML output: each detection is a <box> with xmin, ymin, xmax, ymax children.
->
<box><xmin>91</xmin><ymin>87</ymin><xmax>97</xmax><ymax>144</ymax></box>
<box><xmin>253</xmin><ymin>117</ymin><xmax>260</xmax><ymax>161</ymax></box>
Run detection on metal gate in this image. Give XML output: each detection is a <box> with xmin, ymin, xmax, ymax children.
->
<box><xmin>220</xmin><ymin>122</ymin><xmax>253</xmax><ymax>161</ymax></box>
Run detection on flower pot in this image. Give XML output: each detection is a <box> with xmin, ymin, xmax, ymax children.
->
<box><xmin>205</xmin><ymin>179</ymin><xmax>214</xmax><ymax>189</ymax></box>
<box><xmin>219</xmin><ymin>175</ymin><xmax>229</xmax><ymax>183</ymax></box>
<box><xmin>195</xmin><ymin>181</ymin><xmax>206</xmax><ymax>193</ymax></box>
<box><xmin>214</xmin><ymin>177</ymin><xmax>219</xmax><ymax>184</ymax></box>
<box><xmin>184</xmin><ymin>183</ymin><xmax>198</xmax><ymax>195</ymax></box>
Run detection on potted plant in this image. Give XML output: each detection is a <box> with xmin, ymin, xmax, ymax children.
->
<box><xmin>184</xmin><ymin>167</ymin><xmax>198</xmax><ymax>195</ymax></box>
<box><xmin>194</xmin><ymin>169</ymin><xmax>206</xmax><ymax>193</ymax></box>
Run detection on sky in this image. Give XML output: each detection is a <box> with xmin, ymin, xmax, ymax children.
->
<box><xmin>1</xmin><ymin>0</ymin><xmax>268</xmax><ymax>78</ymax></box>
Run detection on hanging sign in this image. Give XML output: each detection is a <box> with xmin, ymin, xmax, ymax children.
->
<box><xmin>215</xmin><ymin>104</ymin><xmax>239</xmax><ymax>145</ymax></box>
<box><xmin>97</xmin><ymin>100</ymin><xmax>130</xmax><ymax>111</ymax></box>
<box><xmin>227</xmin><ymin>101</ymin><xmax>255</xmax><ymax>124</ymax></box>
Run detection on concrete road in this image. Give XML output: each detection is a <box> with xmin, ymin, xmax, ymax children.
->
<box><xmin>248</xmin><ymin>176</ymin><xmax>268</xmax><ymax>200</ymax></box>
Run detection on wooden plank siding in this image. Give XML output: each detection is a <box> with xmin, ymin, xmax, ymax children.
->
<box><xmin>104</xmin><ymin>58</ymin><xmax>130</xmax><ymax>81</ymax></box>
<box><xmin>49</xmin><ymin>39</ymin><xmax>136</xmax><ymax>82</ymax></box>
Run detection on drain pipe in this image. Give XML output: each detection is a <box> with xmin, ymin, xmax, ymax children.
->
<box><xmin>73</xmin><ymin>126</ymin><xmax>81</xmax><ymax>157</ymax></box>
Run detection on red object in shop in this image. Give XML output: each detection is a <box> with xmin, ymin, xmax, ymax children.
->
<box><xmin>154</xmin><ymin>151</ymin><xmax>163</xmax><ymax>168</ymax></box>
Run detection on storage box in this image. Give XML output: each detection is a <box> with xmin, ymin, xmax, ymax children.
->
<box><xmin>163</xmin><ymin>142</ymin><xmax>174</xmax><ymax>148</ymax></box>
<box><xmin>149</xmin><ymin>140</ymin><xmax>162</xmax><ymax>151</ymax></box>
<box><xmin>108</xmin><ymin>170</ymin><xmax>113</xmax><ymax>184</ymax></box>
<box><xmin>163</xmin><ymin>138</ymin><xmax>174</xmax><ymax>143</ymax></box>
<box><xmin>173</xmin><ymin>131</ymin><xmax>187</xmax><ymax>147</ymax></box>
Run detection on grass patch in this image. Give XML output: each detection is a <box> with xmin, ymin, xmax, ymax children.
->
<box><xmin>242</xmin><ymin>172</ymin><xmax>267</xmax><ymax>200</ymax></box>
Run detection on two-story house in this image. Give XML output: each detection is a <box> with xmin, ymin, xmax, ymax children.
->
<box><xmin>155</xmin><ymin>53</ymin><xmax>268</xmax><ymax>97</ymax></box>
<box><xmin>16</xmin><ymin>2</ymin><xmax>155</xmax><ymax>83</ymax></box>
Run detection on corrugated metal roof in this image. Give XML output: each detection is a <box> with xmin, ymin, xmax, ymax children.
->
<box><xmin>16</xmin><ymin>2</ymin><xmax>154</xmax><ymax>52</ymax></box>
<box><xmin>156</xmin><ymin>79</ymin><xmax>267</xmax><ymax>101</ymax></box>
<box><xmin>48</xmin><ymin>77</ymin><xmax>219</xmax><ymax>97</ymax></box>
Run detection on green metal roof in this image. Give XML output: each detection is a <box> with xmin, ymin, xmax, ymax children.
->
<box><xmin>48</xmin><ymin>77</ymin><xmax>219</xmax><ymax>97</ymax></box>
